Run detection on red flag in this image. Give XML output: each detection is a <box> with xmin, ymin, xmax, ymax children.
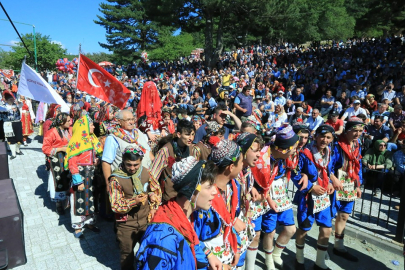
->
<box><xmin>77</xmin><ymin>54</ymin><xmax>130</xmax><ymax>109</ymax></box>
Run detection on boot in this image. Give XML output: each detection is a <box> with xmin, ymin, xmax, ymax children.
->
<box><xmin>9</xmin><ymin>144</ymin><xmax>16</xmax><ymax>159</ymax></box>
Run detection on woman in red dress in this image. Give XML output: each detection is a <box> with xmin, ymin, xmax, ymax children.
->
<box><xmin>20</xmin><ymin>96</ymin><xmax>35</xmax><ymax>146</ymax></box>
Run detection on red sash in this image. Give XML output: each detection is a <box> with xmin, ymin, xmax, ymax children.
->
<box><xmin>210</xmin><ymin>180</ymin><xmax>239</xmax><ymax>252</ymax></box>
<box><xmin>285</xmin><ymin>151</ymin><xmax>299</xmax><ymax>181</ymax></box>
<box><xmin>338</xmin><ymin>136</ymin><xmax>361</xmax><ymax>187</ymax></box>
<box><xmin>251</xmin><ymin>150</ymin><xmax>278</xmax><ymax>196</ymax></box>
<box><xmin>302</xmin><ymin>148</ymin><xmax>329</xmax><ymax>189</ymax></box>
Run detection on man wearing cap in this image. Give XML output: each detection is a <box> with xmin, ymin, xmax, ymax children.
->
<box><xmin>341</xmin><ymin>100</ymin><xmax>367</xmax><ymax>121</ymax></box>
<box><xmin>274</xmin><ymin>91</ymin><xmax>286</xmax><ymax>106</ymax></box>
<box><xmin>329</xmin><ymin>117</ymin><xmax>365</xmax><ymax>263</ymax></box>
<box><xmin>295</xmin><ymin>125</ymin><xmax>336</xmax><ymax>270</ymax></box>
<box><xmin>137</xmin><ymin>157</ymin><xmax>221</xmax><ymax>270</ymax></box>
<box><xmin>249</xmin><ymin>125</ymin><xmax>299</xmax><ymax>270</ymax></box>
<box><xmin>325</xmin><ymin>110</ymin><xmax>344</xmax><ymax>135</ymax></box>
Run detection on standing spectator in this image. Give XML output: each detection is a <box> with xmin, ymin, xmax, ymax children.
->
<box><xmin>306</xmin><ymin>109</ymin><xmax>324</xmax><ymax>136</ymax></box>
<box><xmin>234</xmin><ymin>86</ymin><xmax>253</xmax><ymax>120</ymax></box>
<box><xmin>320</xmin><ymin>90</ymin><xmax>335</xmax><ymax>116</ymax></box>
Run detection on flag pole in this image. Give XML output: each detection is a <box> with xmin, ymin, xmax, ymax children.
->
<box><xmin>75</xmin><ymin>43</ymin><xmax>81</xmax><ymax>95</ymax></box>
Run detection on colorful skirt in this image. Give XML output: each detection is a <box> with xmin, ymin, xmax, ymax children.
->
<box><xmin>72</xmin><ymin>165</ymin><xmax>96</xmax><ymax>216</ymax></box>
<box><xmin>49</xmin><ymin>152</ymin><xmax>69</xmax><ymax>200</ymax></box>
<box><xmin>21</xmin><ymin>110</ymin><xmax>33</xmax><ymax>136</ymax></box>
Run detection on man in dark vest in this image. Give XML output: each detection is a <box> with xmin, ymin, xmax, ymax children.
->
<box><xmin>234</xmin><ymin>86</ymin><xmax>253</xmax><ymax>120</ymax></box>
<box><xmin>108</xmin><ymin>145</ymin><xmax>150</xmax><ymax>270</ymax></box>
<box><xmin>148</xmin><ymin>119</ymin><xmax>195</xmax><ymax>219</ymax></box>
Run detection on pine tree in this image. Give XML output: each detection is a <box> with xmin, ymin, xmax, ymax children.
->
<box><xmin>94</xmin><ymin>0</ymin><xmax>162</xmax><ymax>62</ymax></box>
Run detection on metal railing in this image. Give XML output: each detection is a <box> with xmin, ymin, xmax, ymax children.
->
<box><xmin>286</xmin><ymin>168</ymin><xmax>405</xmax><ymax>243</ymax></box>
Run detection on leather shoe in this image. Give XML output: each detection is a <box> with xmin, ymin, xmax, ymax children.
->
<box><xmin>333</xmin><ymin>248</ymin><xmax>358</xmax><ymax>262</ymax></box>
<box><xmin>295</xmin><ymin>259</ymin><xmax>306</xmax><ymax>270</ymax></box>
<box><xmin>16</xmin><ymin>151</ymin><xmax>24</xmax><ymax>155</ymax></box>
<box><xmin>313</xmin><ymin>264</ymin><xmax>331</xmax><ymax>270</ymax></box>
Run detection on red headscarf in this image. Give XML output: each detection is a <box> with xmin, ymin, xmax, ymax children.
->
<box><xmin>136</xmin><ymin>81</ymin><xmax>162</xmax><ymax>129</ymax></box>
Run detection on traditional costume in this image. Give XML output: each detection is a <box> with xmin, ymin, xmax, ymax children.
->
<box><xmin>294</xmin><ymin>124</ymin><xmax>334</xmax><ymax>270</ymax></box>
<box><xmin>193</xmin><ymin>140</ymin><xmax>242</xmax><ymax>267</ymax></box>
<box><xmin>136</xmin><ymin>157</ymin><xmax>207</xmax><ymax>270</ymax></box>
<box><xmin>42</xmin><ymin>113</ymin><xmax>72</xmax><ymax>212</ymax></box>
<box><xmin>42</xmin><ymin>104</ymin><xmax>61</xmax><ymax>137</ymax></box>
<box><xmin>108</xmin><ymin>145</ymin><xmax>150</xmax><ymax>270</ymax></box>
<box><xmin>20</xmin><ymin>97</ymin><xmax>35</xmax><ymax>141</ymax></box>
<box><xmin>0</xmin><ymin>90</ymin><xmax>24</xmax><ymax>158</ymax></box>
<box><xmin>65</xmin><ymin>115</ymin><xmax>103</xmax><ymax>236</ymax></box>
<box><xmin>250</xmin><ymin>125</ymin><xmax>299</xmax><ymax>269</ymax></box>
<box><xmin>136</xmin><ymin>81</ymin><xmax>164</xmax><ymax>149</ymax></box>
<box><xmin>35</xmin><ymin>101</ymin><xmax>48</xmax><ymax>136</ymax></box>
<box><xmin>330</xmin><ymin>118</ymin><xmax>364</xmax><ymax>262</ymax></box>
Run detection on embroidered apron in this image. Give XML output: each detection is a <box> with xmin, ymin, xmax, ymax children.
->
<box><xmin>270</xmin><ymin>176</ymin><xmax>292</xmax><ymax>212</ymax></box>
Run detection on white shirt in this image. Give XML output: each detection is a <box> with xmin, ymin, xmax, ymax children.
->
<box><xmin>343</xmin><ymin>106</ymin><xmax>368</xmax><ymax>119</ymax></box>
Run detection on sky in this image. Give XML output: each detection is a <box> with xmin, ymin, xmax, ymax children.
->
<box><xmin>1</xmin><ymin>0</ymin><xmax>110</xmax><ymax>54</ymax></box>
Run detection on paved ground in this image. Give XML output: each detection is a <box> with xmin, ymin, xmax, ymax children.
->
<box><xmin>8</xmin><ymin>134</ymin><xmax>404</xmax><ymax>270</ymax></box>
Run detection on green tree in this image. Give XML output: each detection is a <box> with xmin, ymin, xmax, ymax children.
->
<box><xmin>95</xmin><ymin>0</ymin><xmax>165</xmax><ymax>62</ymax></box>
<box><xmin>0</xmin><ymin>49</ymin><xmax>13</xmax><ymax>69</ymax></box>
<box><xmin>84</xmin><ymin>52</ymin><xmax>114</xmax><ymax>63</ymax></box>
<box><xmin>5</xmin><ymin>32</ymin><xmax>67</xmax><ymax>71</ymax></box>
<box><xmin>149</xmin><ymin>30</ymin><xmax>202</xmax><ymax>61</ymax></box>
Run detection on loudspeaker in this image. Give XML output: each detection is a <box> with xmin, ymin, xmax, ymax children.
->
<box><xmin>0</xmin><ymin>179</ymin><xmax>26</xmax><ymax>269</ymax></box>
<box><xmin>0</xmin><ymin>142</ymin><xmax>9</xmax><ymax>180</ymax></box>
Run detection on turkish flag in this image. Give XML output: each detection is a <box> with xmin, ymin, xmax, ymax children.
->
<box><xmin>77</xmin><ymin>54</ymin><xmax>130</xmax><ymax>109</ymax></box>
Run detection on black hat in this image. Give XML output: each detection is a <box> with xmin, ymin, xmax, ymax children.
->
<box><xmin>330</xmin><ymin>110</ymin><xmax>339</xmax><ymax>116</ymax></box>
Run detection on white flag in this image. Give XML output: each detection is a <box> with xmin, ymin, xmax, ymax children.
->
<box><xmin>18</xmin><ymin>62</ymin><xmax>69</xmax><ymax>113</ymax></box>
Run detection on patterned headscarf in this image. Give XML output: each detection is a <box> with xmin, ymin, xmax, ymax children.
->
<box><xmin>236</xmin><ymin>132</ymin><xmax>257</xmax><ymax>154</ymax></box>
<box><xmin>172</xmin><ymin>156</ymin><xmax>206</xmax><ymax>200</ymax></box>
<box><xmin>206</xmin><ymin>121</ymin><xmax>221</xmax><ymax>134</ymax></box>
<box><xmin>210</xmin><ymin>139</ymin><xmax>241</xmax><ymax>167</ymax></box>
<box><xmin>64</xmin><ymin>115</ymin><xmax>103</xmax><ymax>169</ymax></box>
<box><xmin>123</xmin><ymin>144</ymin><xmax>145</xmax><ymax>157</ymax></box>
<box><xmin>70</xmin><ymin>102</ymin><xmax>86</xmax><ymax>123</ymax></box>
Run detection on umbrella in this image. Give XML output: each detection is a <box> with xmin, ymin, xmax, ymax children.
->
<box><xmin>98</xmin><ymin>61</ymin><xmax>114</xmax><ymax>67</ymax></box>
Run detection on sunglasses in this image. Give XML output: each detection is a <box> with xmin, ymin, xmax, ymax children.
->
<box><xmin>379</xmin><ymin>144</ymin><xmax>387</xmax><ymax>147</ymax></box>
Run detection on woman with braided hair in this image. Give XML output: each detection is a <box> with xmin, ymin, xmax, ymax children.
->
<box><xmin>42</xmin><ymin>112</ymin><xmax>72</xmax><ymax>215</ymax></box>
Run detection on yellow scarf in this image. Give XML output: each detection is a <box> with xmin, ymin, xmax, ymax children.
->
<box><xmin>64</xmin><ymin>115</ymin><xmax>103</xmax><ymax>169</ymax></box>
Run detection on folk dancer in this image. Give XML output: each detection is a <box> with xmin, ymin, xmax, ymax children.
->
<box><xmin>136</xmin><ymin>157</ymin><xmax>220</xmax><ymax>270</ymax></box>
<box><xmin>295</xmin><ymin>124</ymin><xmax>336</xmax><ymax>270</ymax></box>
<box><xmin>329</xmin><ymin>117</ymin><xmax>365</xmax><ymax>262</ymax></box>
